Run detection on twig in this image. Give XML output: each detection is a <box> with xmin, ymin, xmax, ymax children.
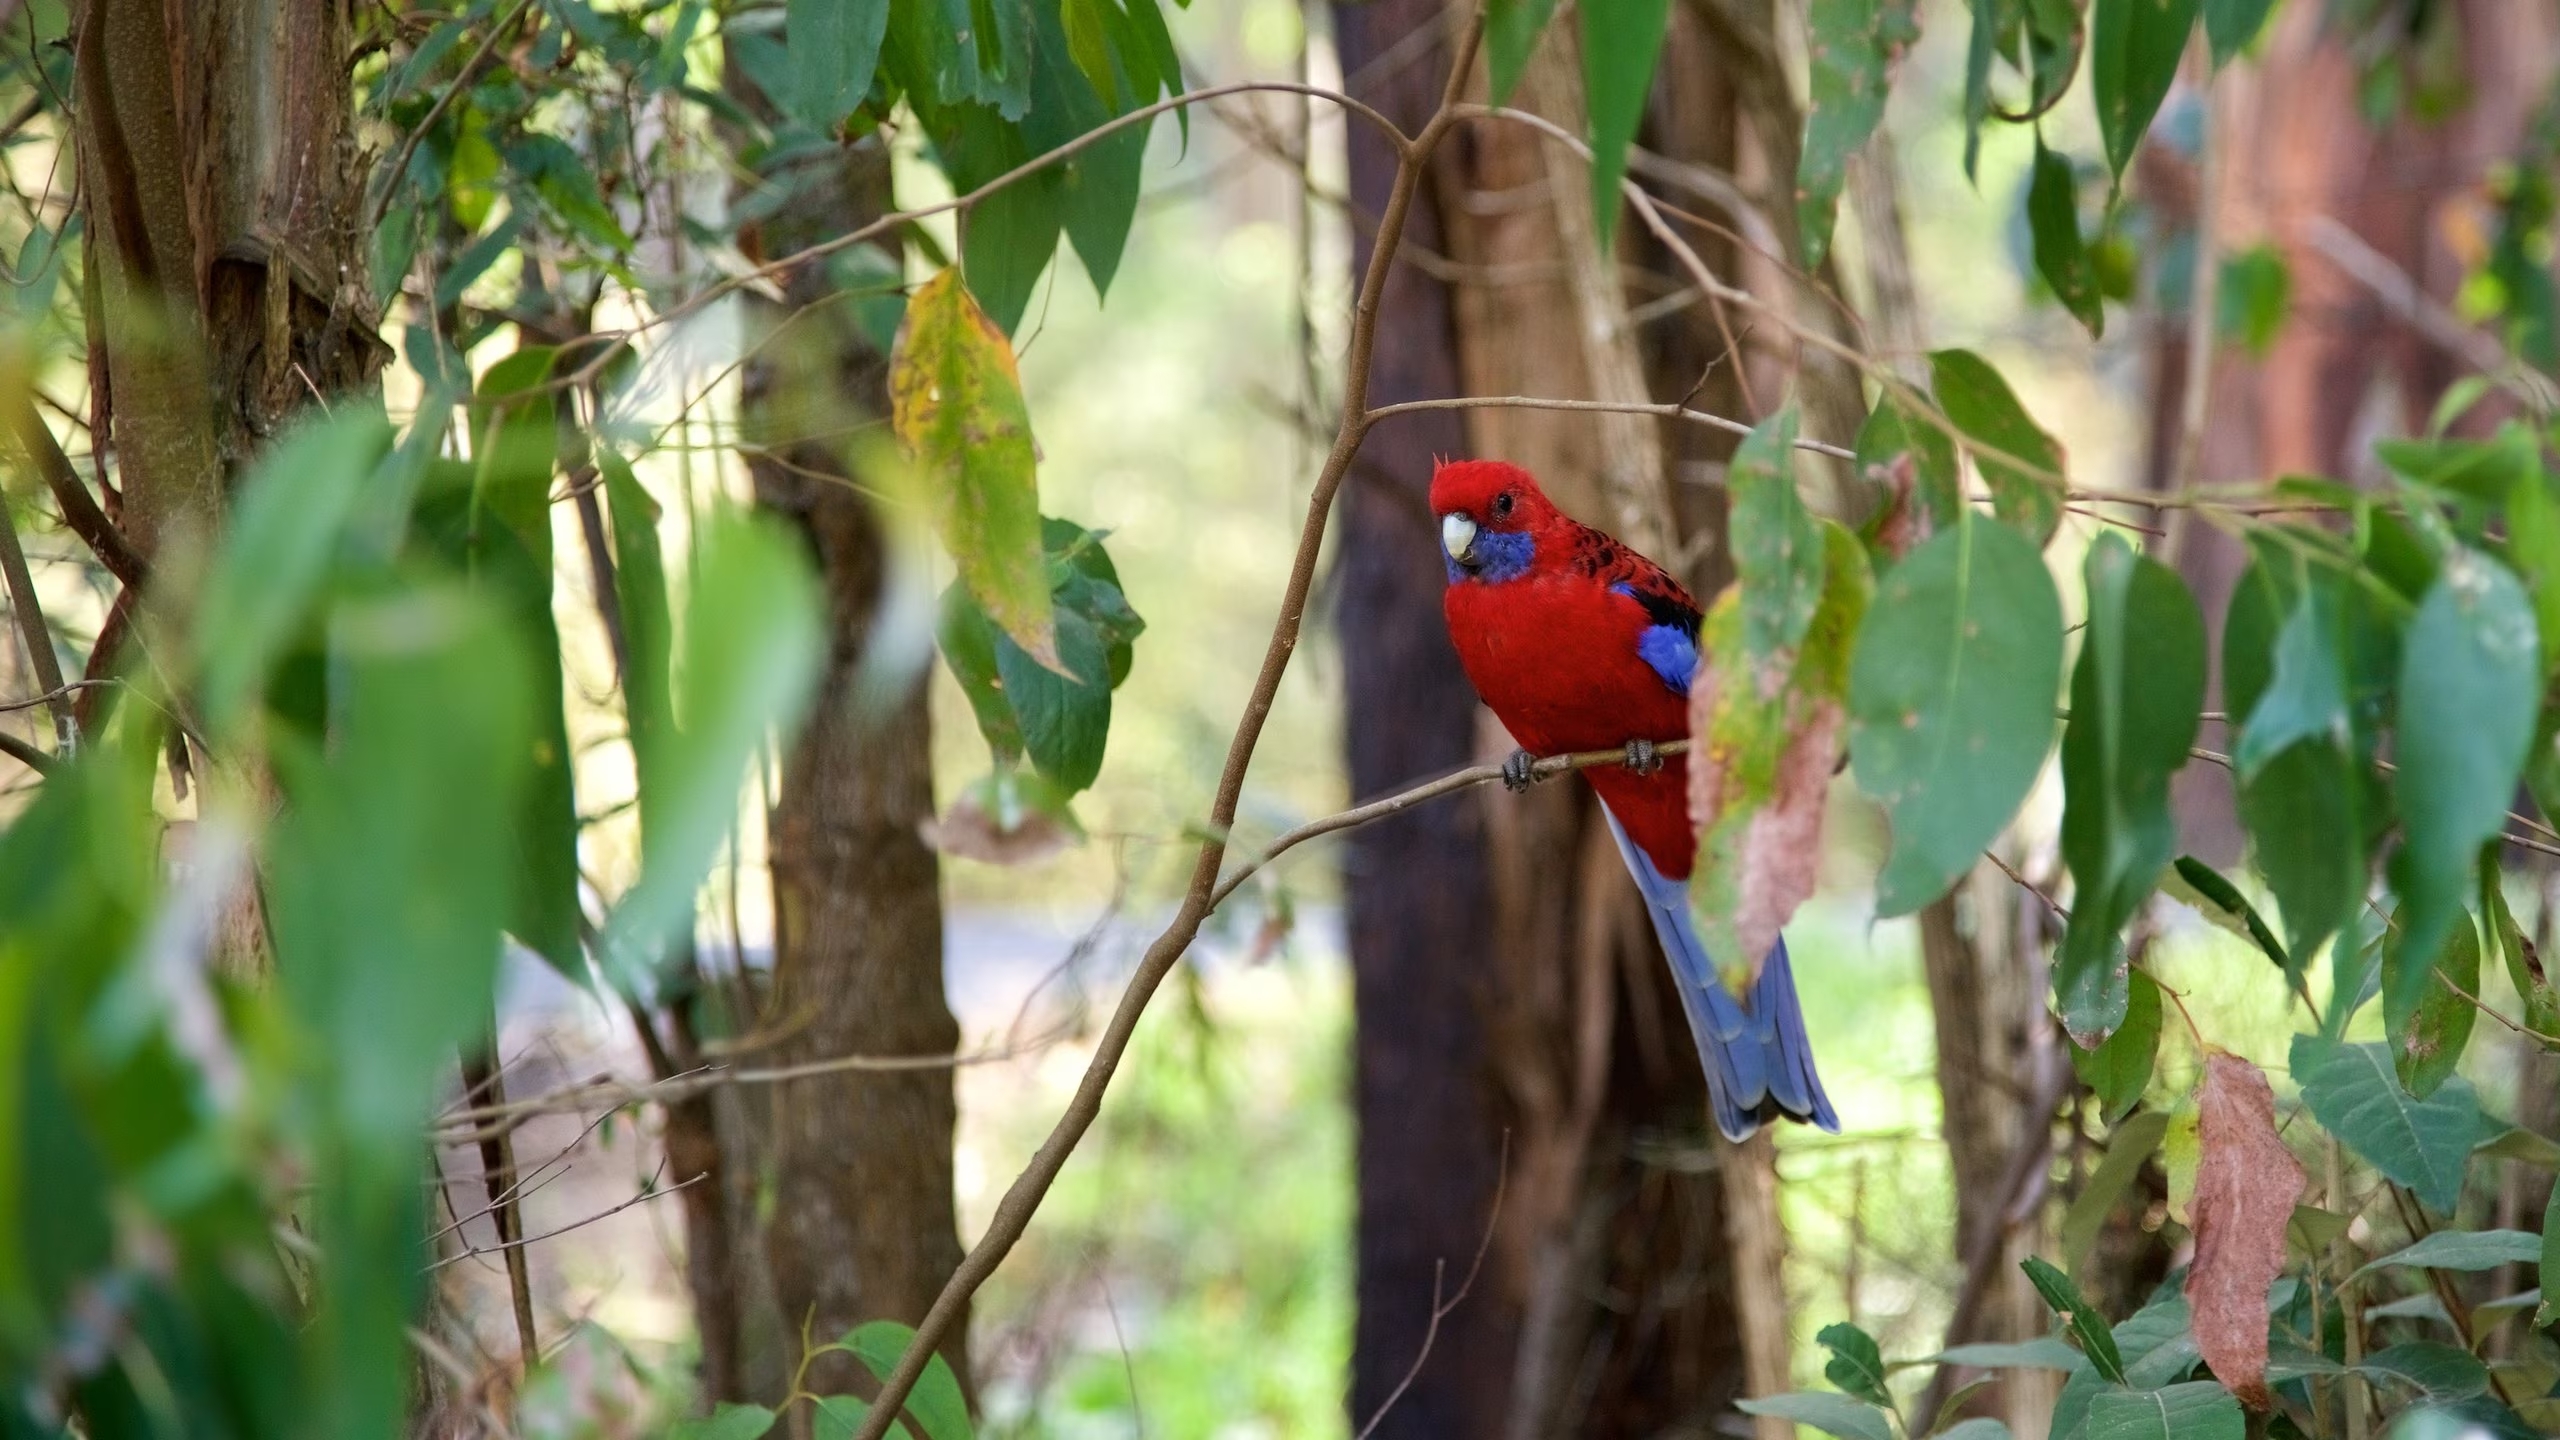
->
<box><xmin>1363</xmin><ymin>394</ymin><xmax>1854</xmax><ymax>458</ymax></box>
<box><xmin>461</xmin><ymin>1032</ymin><xmax>541</xmax><ymax>1372</ymax></box>
<box><xmin>846</xmin><ymin>18</ymin><xmax>1488</xmax><ymax>1438</ymax></box>
<box><xmin>1352</xmin><ymin>1134</ymin><xmax>1509</xmax><ymax>1440</ymax></box>
<box><xmin>2304</xmin><ymin>216</ymin><xmax>2557</xmax><ymax>413</ymax></box>
<box><xmin>2434</xmin><ymin>969</ymin><xmax>2560</xmax><ymax>1049</ymax></box>
<box><xmin>6</xmin><ymin>389</ymin><xmax>144</xmax><ymax>585</ymax></box>
<box><xmin>0</xmin><ymin>676</ymin><xmax>109</xmax><ymax>713</ymax></box>
<box><xmin>1916</xmin><ymin>1044</ymin><xmax>2071</xmax><ymax>1420</ymax></box>
<box><xmin>1983</xmin><ymin>850</ymin><xmax>2067</xmax><ymax>924</ymax></box>
<box><xmin>426</xmin><ymin>1165</ymin><xmax>703</xmax><ymax>1271</ymax></box>
<box><xmin>0</xmin><ymin>727</ymin><xmax>52</xmax><ymax>773</ymax></box>
<box><xmin>0</xmin><ymin>461</ymin><xmax>70</xmax><ymax>749</ymax></box>
<box><xmin>368</xmin><ymin>0</ymin><xmax>540</xmax><ymax>228</ymax></box>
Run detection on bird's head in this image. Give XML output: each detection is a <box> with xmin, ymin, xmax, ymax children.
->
<box><xmin>1430</xmin><ymin>459</ymin><xmax>1558</xmax><ymax>584</ymax></box>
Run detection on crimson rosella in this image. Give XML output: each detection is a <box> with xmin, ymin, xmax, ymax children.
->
<box><xmin>1432</xmin><ymin>458</ymin><xmax>1837</xmax><ymax>1141</ymax></box>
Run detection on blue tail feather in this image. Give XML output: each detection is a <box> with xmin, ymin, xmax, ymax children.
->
<box><xmin>1601</xmin><ymin>813</ymin><xmax>1839</xmax><ymax>1141</ymax></box>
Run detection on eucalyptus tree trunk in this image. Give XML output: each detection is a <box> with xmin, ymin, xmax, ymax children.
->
<box><xmin>721</xmin><ymin>60</ymin><xmax>970</xmax><ymax>1398</ymax></box>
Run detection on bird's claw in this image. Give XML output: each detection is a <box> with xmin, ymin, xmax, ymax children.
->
<box><xmin>1502</xmin><ymin>749</ymin><xmax>1538</xmax><ymax>792</ymax></box>
<box><xmin>1623</xmin><ymin>738</ymin><xmax>1662</xmax><ymax>776</ymax></box>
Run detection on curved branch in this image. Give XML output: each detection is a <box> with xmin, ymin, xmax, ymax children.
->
<box><xmin>1365</xmin><ymin>394</ymin><xmax>1855</xmax><ymax>459</ymax></box>
<box><xmin>846</xmin><ymin>16</ymin><xmax>1489</xmax><ymax>1438</ymax></box>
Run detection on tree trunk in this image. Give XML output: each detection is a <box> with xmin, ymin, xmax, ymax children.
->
<box><xmin>1339</xmin><ymin>7</ymin><xmax>1765</xmax><ymax>1436</ymax></box>
<box><xmin>723</xmin><ymin>74</ymin><xmax>969</xmax><ymax>1393</ymax></box>
<box><xmin>1335</xmin><ymin>2</ymin><xmax>1522</xmax><ymax>1432</ymax></box>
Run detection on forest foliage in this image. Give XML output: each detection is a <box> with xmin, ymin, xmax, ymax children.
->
<box><xmin>0</xmin><ymin>0</ymin><xmax>2557</xmax><ymax>1436</ymax></box>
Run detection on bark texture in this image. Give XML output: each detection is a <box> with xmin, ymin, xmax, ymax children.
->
<box><xmin>725</xmin><ymin>81</ymin><xmax>969</xmax><ymax>1391</ymax></box>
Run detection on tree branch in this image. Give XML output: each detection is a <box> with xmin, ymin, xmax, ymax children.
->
<box><xmin>5</xmin><ymin>389</ymin><xmax>144</xmax><ymax>585</ymax></box>
<box><xmin>0</xmin><ymin>465</ymin><xmax>71</xmax><ymax>750</ymax></box>
<box><xmin>846</xmin><ymin>17</ymin><xmax>1489</xmax><ymax>1437</ymax></box>
<box><xmin>1364</xmin><ymin>393</ymin><xmax>1854</xmax><ymax>458</ymax></box>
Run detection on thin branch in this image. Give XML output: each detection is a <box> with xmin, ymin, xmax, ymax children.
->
<box><xmin>368</xmin><ymin>0</ymin><xmax>540</xmax><ymax>228</ymax></box>
<box><xmin>2304</xmin><ymin>215</ymin><xmax>2557</xmax><ymax>413</ymax></box>
<box><xmin>0</xmin><ymin>727</ymin><xmax>51</xmax><ymax>773</ymax></box>
<box><xmin>1916</xmin><ymin>1044</ymin><xmax>2071</xmax><ymax>1420</ymax></box>
<box><xmin>1363</xmin><ymin>394</ymin><xmax>1854</xmax><ymax>459</ymax></box>
<box><xmin>0</xmin><ymin>463</ymin><xmax>69</xmax><ymax>749</ymax></box>
<box><xmin>0</xmin><ymin>676</ymin><xmax>109</xmax><ymax>713</ymax></box>
<box><xmin>426</xmin><ymin>1166</ymin><xmax>704</xmax><ymax>1272</ymax></box>
<box><xmin>1352</xmin><ymin>1135</ymin><xmax>1509</xmax><ymax>1440</ymax></box>
<box><xmin>847</xmin><ymin>17</ymin><xmax>1489</xmax><ymax>1437</ymax></box>
<box><xmin>6</xmin><ymin>389</ymin><xmax>143</xmax><ymax>585</ymax></box>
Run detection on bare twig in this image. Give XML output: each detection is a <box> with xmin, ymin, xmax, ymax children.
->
<box><xmin>1363</xmin><ymin>394</ymin><xmax>1854</xmax><ymax>458</ymax></box>
<box><xmin>427</xmin><ymin>1165</ymin><xmax>703</xmax><ymax>1272</ymax></box>
<box><xmin>460</xmin><ymin>1034</ymin><xmax>541</xmax><ymax>1372</ymax></box>
<box><xmin>1916</xmin><ymin>1044</ymin><xmax>2071</xmax><ymax>1419</ymax></box>
<box><xmin>846</xmin><ymin>18</ymin><xmax>1489</xmax><ymax>1437</ymax></box>
<box><xmin>0</xmin><ymin>463</ymin><xmax>69</xmax><ymax>749</ymax></box>
<box><xmin>0</xmin><ymin>676</ymin><xmax>109</xmax><ymax>713</ymax></box>
<box><xmin>1352</xmin><ymin>1136</ymin><xmax>1509</xmax><ymax>1440</ymax></box>
<box><xmin>0</xmin><ymin>727</ymin><xmax>51</xmax><ymax>773</ymax></box>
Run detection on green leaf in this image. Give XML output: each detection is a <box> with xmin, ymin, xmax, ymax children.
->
<box><xmin>2354</xmin><ymin>1229</ymin><xmax>2543</xmax><ymax>1279</ymax></box>
<box><xmin>2481</xmin><ymin>870</ymin><xmax>2560</xmax><ymax>1043</ymax></box>
<box><xmin>2289</xmin><ymin>1034</ymin><xmax>2481</xmax><ymax>1213</ymax></box>
<box><xmin>2382</xmin><ymin>903</ymin><xmax>2480</xmax><ymax>1098</ymax></box>
<box><xmin>828</xmin><ymin>1320</ymin><xmax>970</xmax><ymax>1440</ymax></box>
<box><xmin>1798</xmin><ymin>0</ymin><xmax>1922</xmax><ymax>269</ymax></box>
<box><xmin>1736</xmin><ymin>1392</ymin><xmax>1896</xmax><ymax>1440</ymax></box>
<box><xmin>1960</xmin><ymin>0</ymin><xmax>2001</xmax><ymax>180</ymax></box>
<box><xmin>2082</xmin><ymin>1380</ymin><xmax>2243</xmax><ymax>1440</ymax></box>
<box><xmin>889</xmin><ymin>266</ymin><xmax>1057</xmax><ymax>667</ymax></box>
<box><xmin>2390</xmin><ymin>549</ymin><xmax>2540</xmax><ymax>1001</ymax></box>
<box><xmin>928</xmin><ymin>102</ymin><xmax>1060</xmax><ymax>333</ymax></box>
<box><xmin>811</xmin><ymin>1395</ymin><xmax>900</xmax><ymax>1440</ymax></box>
<box><xmin>786</xmin><ymin>0</ymin><xmax>889</xmax><ymax>128</ymax></box>
<box><xmin>938</xmin><ymin>582</ymin><xmax>1025</xmax><ymax>759</ymax></box>
<box><xmin>2089</xmin><ymin>0</ymin><xmax>2200</xmax><ymax>186</ymax></box>
<box><xmin>2028</xmin><ymin>137</ymin><xmax>2104</xmax><ymax>336</ymax></box>
<box><xmin>1928</xmin><ymin>350</ymin><xmax>2066</xmax><ymax>546</ymax></box>
<box><xmin>193</xmin><ymin>415</ymin><xmax>394</xmax><ymax>740</ymax></box>
<box><xmin>2500</xmin><ymin>469</ymin><xmax>2560</xmax><ymax>682</ymax></box>
<box><xmin>2056</xmin><ymin>534</ymin><xmax>2205</xmax><ymax>1041</ymax></box>
<box><xmin>503</xmin><ymin>134</ymin><xmax>634</xmax><ymax>252</ymax></box>
<box><xmin>2216</xmin><ymin>244</ymin><xmax>2290</xmax><ymax>355</ymax></box>
<box><xmin>2538</xmin><ymin>1180</ymin><xmax>2559</xmax><ymax>1329</ymax></box>
<box><xmin>2111</xmin><ymin>1291</ymin><xmax>2199</xmax><ymax>1385</ymax></box>
<box><xmin>1732</xmin><ymin>404</ymin><xmax>1824</xmax><ymax>660</ymax></box>
<box><xmin>1927</xmin><ymin>1337</ymin><xmax>2086</xmax><ymax>1369</ymax></box>
<box><xmin>1818</xmin><ymin>1321</ymin><xmax>1893</xmax><ymax>1408</ymax></box>
<box><xmin>2069</xmin><ymin>974</ymin><xmax>2162</xmax><ymax>1122</ymax></box>
<box><xmin>2162</xmin><ymin>857</ymin><xmax>2288</xmax><ymax>974</ymax></box>
<box><xmin>1059</xmin><ymin>0</ymin><xmax>1115</xmax><ymax>98</ymax></box>
<box><xmin>1025</xmin><ymin>3</ymin><xmax>1145</xmax><ymax>298</ymax></box>
<box><xmin>670</xmin><ymin>1403</ymin><xmax>780</xmax><ymax>1440</ymax></box>
<box><xmin>2359</xmin><ymin>1342</ymin><xmax>2492</xmax><ymax>1401</ymax></box>
<box><xmin>1485</xmin><ymin>0</ymin><xmax>1560</xmax><ymax>103</ymax></box>
<box><xmin>1853</xmin><ymin>396</ymin><xmax>1964</xmax><ymax>565</ymax></box>
<box><xmin>602</xmin><ymin>455</ymin><xmax>675</xmax><ymax>800</ymax></box>
<box><xmin>2021</xmin><ymin>1256</ymin><xmax>2126</xmax><ymax>1383</ymax></box>
<box><xmin>599</xmin><ymin>512</ymin><xmax>823</xmax><ymax>992</ymax></box>
<box><xmin>1580</xmin><ymin>0</ymin><xmax>1673</xmax><ymax>249</ymax></box>
<box><xmin>2060</xmin><ymin>1109</ymin><xmax>2171</xmax><ymax>1274</ymax></box>
<box><xmin>2203</xmin><ymin>0</ymin><xmax>2274</xmax><ymax>64</ymax></box>
<box><xmin>1935</xmin><ymin>1421</ymin><xmax>2011</xmax><ymax>1440</ymax></box>
<box><xmin>1850</xmin><ymin>518</ymin><xmax>2065</xmax><ymax>915</ymax></box>
<box><xmin>464</xmin><ymin>349</ymin><xmax>582</xmax><ymax>974</ymax></box>
<box><xmin>2233</xmin><ymin>567</ymin><xmax>2349</xmax><ymax>779</ymax></box>
<box><xmin>994</xmin><ymin>605</ymin><xmax>1111</xmax><ymax>791</ymax></box>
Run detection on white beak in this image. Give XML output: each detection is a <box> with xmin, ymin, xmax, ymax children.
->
<box><xmin>1441</xmin><ymin>512</ymin><xmax>1478</xmax><ymax>565</ymax></box>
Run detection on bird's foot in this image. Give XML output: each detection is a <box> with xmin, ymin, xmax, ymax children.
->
<box><xmin>1623</xmin><ymin>738</ymin><xmax>1662</xmax><ymax>776</ymax></box>
<box><xmin>1502</xmin><ymin>749</ymin><xmax>1539</xmax><ymax>792</ymax></box>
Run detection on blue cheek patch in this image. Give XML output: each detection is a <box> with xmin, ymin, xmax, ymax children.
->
<box><xmin>1452</xmin><ymin>529</ymin><xmax>1534</xmax><ymax>585</ymax></box>
<box><xmin>1635</xmin><ymin>623</ymin><xmax>1699</xmax><ymax>696</ymax></box>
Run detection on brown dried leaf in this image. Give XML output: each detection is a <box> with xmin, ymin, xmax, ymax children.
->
<box><xmin>2185</xmin><ymin>1052</ymin><xmax>2306</xmax><ymax>1410</ymax></box>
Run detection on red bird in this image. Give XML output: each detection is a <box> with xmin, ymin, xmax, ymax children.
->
<box><xmin>1433</xmin><ymin>458</ymin><xmax>1836</xmax><ymax>1141</ymax></box>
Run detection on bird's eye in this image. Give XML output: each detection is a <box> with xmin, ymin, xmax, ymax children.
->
<box><xmin>1492</xmin><ymin>492</ymin><xmax>1514</xmax><ymax>519</ymax></box>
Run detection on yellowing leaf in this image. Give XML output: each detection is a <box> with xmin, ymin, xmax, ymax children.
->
<box><xmin>2185</xmin><ymin>1053</ymin><xmax>2305</xmax><ymax>1411</ymax></box>
<box><xmin>890</xmin><ymin>267</ymin><xmax>1059</xmax><ymax>670</ymax></box>
<box><xmin>1689</xmin><ymin>521</ymin><xmax>1872</xmax><ymax>981</ymax></box>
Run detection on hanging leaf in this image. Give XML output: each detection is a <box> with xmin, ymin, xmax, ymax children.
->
<box><xmin>2481</xmin><ymin>868</ymin><xmax>2560</xmax><ymax>1037</ymax></box>
<box><xmin>1024</xmin><ymin>3</ymin><xmax>1146</xmax><ymax>299</ymax></box>
<box><xmin>2381</xmin><ymin>902</ymin><xmax>2481</xmax><ymax>1098</ymax></box>
<box><xmin>784</xmin><ymin>0</ymin><xmax>889</xmax><ymax>129</ymax></box>
<box><xmin>1731</xmin><ymin>404</ymin><xmax>1825</xmax><ymax>658</ymax></box>
<box><xmin>1960</xmin><ymin>0</ymin><xmax>2002</xmax><ymax>181</ymax></box>
<box><xmin>2163</xmin><ymin>857</ymin><xmax>2288</xmax><ymax>974</ymax></box>
<box><xmin>928</xmin><ymin>102</ymin><xmax>1062</xmax><ymax>334</ymax></box>
<box><xmin>2203</xmin><ymin>0</ymin><xmax>2276</xmax><ymax>64</ymax></box>
<box><xmin>1852</xmin><ymin>396</ymin><xmax>1963</xmax><ymax>567</ymax></box>
<box><xmin>2289</xmin><ymin>1034</ymin><xmax>2482</xmax><ymax>1213</ymax></box>
<box><xmin>1928</xmin><ymin>349</ymin><xmax>2066</xmax><ymax>546</ymax></box>
<box><xmin>2021</xmin><ymin>1256</ymin><xmax>2127</xmax><ymax>1383</ymax></box>
<box><xmin>889</xmin><ymin>266</ymin><xmax>1059</xmax><ymax>669</ymax></box>
<box><xmin>1485</xmin><ymin>0</ymin><xmax>1560</xmax><ymax>103</ymax></box>
<box><xmin>1797</xmin><ymin>0</ymin><xmax>1922</xmax><ymax>269</ymax></box>
<box><xmin>2389</xmin><ymin>548</ymin><xmax>2538</xmax><ymax>1003</ymax></box>
<box><xmin>2090</xmin><ymin>0</ymin><xmax>2201</xmax><ymax>186</ymax></box>
<box><xmin>1816</xmin><ymin>1322</ymin><xmax>1893</xmax><ymax>1408</ymax></box>
<box><xmin>2184</xmin><ymin>1053</ymin><xmax>2304</xmax><ymax>1411</ymax></box>
<box><xmin>1691</xmin><ymin>522</ymin><xmax>1869</xmax><ymax>990</ymax></box>
<box><xmin>2060</xmin><ymin>1109</ymin><xmax>2171</xmax><ymax>1274</ymax></box>
<box><xmin>2027</xmin><ymin>137</ymin><xmax>2104</xmax><ymax>336</ymax></box>
<box><xmin>2056</xmin><ymin>534</ymin><xmax>2205</xmax><ymax>1042</ymax></box>
<box><xmin>2069</xmin><ymin>971</ymin><xmax>2162</xmax><ymax>1121</ymax></box>
<box><xmin>1580</xmin><ymin>0</ymin><xmax>1673</xmax><ymax>248</ymax></box>
<box><xmin>1850</xmin><ymin>517</ymin><xmax>2064</xmax><ymax>916</ymax></box>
